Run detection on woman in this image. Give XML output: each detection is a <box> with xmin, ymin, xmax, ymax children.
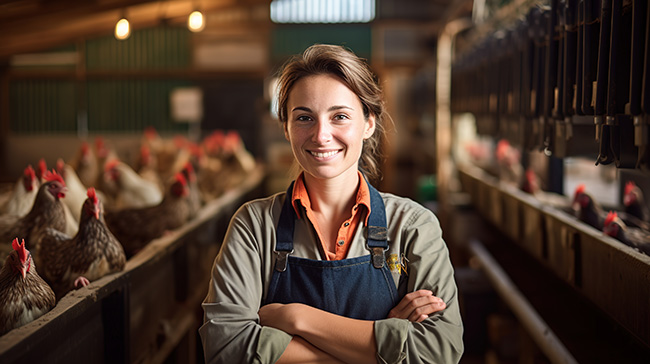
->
<box><xmin>199</xmin><ymin>44</ymin><xmax>464</xmax><ymax>363</ymax></box>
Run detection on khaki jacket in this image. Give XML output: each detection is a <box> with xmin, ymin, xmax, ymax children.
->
<box><xmin>199</xmin><ymin>190</ymin><xmax>464</xmax><ymax>363</ymax></box>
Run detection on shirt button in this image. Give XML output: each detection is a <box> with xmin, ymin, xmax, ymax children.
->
<box><xmin>344</xmin><ymin>222</ymin><xmax>350</xmax><ymax>227</ymax></box>
<box><xmin>337</xmin><ymin>240</ymin><xmax>345</xmax><ymax>246</ymax></box>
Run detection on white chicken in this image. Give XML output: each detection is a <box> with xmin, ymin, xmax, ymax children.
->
<box><xmin>104</xmin><ymin>159</ymin><xmax>163</xmax><ymax>209</ymax></box>
<box><xmin>0</xmin><ymin>165</ymin><xmax>40</xmax><ymax>217</ymax></box>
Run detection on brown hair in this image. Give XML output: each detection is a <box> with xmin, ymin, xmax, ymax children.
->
<box><xmin>276</xmin><ymin>44</ymin><xmax>389</xmax><ymax>184</ymax></box>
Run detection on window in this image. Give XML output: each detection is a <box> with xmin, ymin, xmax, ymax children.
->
<box><xmin>270</xmin><ymin>0</ymin><xmax>375</xmax><ymax>23</ymax></box>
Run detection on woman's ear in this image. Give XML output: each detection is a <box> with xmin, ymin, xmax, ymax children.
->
<box><xmin>364</xmin><ymin>114</ymin><xmax>376</xmax><ymax>139</ymax></box>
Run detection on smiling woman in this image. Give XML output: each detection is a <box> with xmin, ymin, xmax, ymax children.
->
<box><xmin>199</xmin><ymin>44</ymin><xmax>464</xmax><ymax>364</ymax></box>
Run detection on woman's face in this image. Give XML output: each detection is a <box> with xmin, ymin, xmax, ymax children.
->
<box><xmin>285</xmin><ymin>74</ymin><xmax>375</xmax><ymax>182</ymax></box>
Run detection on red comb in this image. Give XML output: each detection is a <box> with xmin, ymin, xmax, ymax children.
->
<box><xmin>56</xmin><ymin>158</ymin><xmax>65</xmax><ymax>172</ymax></box>
<box><xmin>12</xmin><ymin>238</ymin><xmax>29</xmax><ymax>263</ymax></box>
<box><xmin>575</xmin><ymin>184</ymin><xmax>586</xmax><ymax>195</ymax></box>
<box><xmin>496</xmin><ymin>139</ymin><xmax>509</xmax><ymax>160</ymax></box>
<box><xmin>174</xmin><ymin>135</ymin><xmax>188</xmax><ymax>148</ymax></box>
<box><xmin>87</xmin><ymin>187</ymin><xmax>98</xmax><ymax>204</ymax></box>
<box><xmin>104</xmin><ymin>159</ymin><xmax>119</xmax><ymax>172</ymax></box>
<box><xmin>604</xmin><ymin>211</ymin><xmax>617</xmax><ymax>226</ymax></box>
<box><xmin>144</xmin><ymin>126</ymin><xmax>158</xmax><ymax>139</ymax></box>
<box><xmin>43</xmin><ymin>169</ymin><xmax>65</xmax><ymax>186</ymax></box>
<box><xmin>38</xmin><ymin>159</ymin><xmax>47</xmax><ymax>177</ymax></box>
<box><xmin>175</xmin><ymin>172</ymin><xmax>187</xmax><ymax>186</ymax></box>
<box><xmin>24</xmin><ymin>165</ymin><xmax>36</xmax><ymax>180</ymax></box>
<box><xmin>625</xmin><ymin>181</ymin><xmax>636</xmax><ymax>196</ymax></box>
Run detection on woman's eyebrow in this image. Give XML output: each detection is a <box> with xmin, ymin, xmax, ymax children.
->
<box><xmin>328</xmin><ymin>105</ymin><xmax>354</xmax><ymax>112</ymax></box>
<box><xmin>290</xmin><ymin>105</ymin><xmax>354</xmax><ymax>112</ymax></box>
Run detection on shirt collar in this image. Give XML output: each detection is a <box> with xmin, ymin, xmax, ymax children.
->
<box><xmin>291</xmin><ymin>171</ymin><xmax>372</xmax><ymax>225</ymax></box>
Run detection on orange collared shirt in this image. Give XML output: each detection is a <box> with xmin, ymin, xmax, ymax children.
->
<box><xmin>292</xmin><ymin>171</ymin><xmax>372</xmax><ymax>260</ymax></box>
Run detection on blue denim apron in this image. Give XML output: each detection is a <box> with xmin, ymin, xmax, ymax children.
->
<box><xmin>264</xmin><ymin>180</ymin><xmax>399</xmax><ymax>320</ymax></box>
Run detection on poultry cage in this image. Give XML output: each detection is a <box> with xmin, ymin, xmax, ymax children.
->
<box><xmin>452</xmin><ymin>0</ymin><xmax>650</xmax><ymax>353</ymax></box>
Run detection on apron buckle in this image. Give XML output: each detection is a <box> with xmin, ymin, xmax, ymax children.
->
<box><xmin>274</xmin><ymin>250</ymin><xmax>293</xmax><ymax>272</ymax></box>
<box><xmin>370</xmin><ymin>247</ymin><xmax>386</xmax><ymax>269</ymax></box>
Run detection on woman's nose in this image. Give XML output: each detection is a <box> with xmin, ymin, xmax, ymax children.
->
<box><xmin>312</xmin><ymin>120</ymin><xmax>332</xmax><ymax>144</ymax></box>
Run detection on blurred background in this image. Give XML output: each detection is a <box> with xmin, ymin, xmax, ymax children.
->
<box><xmin>0</xmin><ymin>0</ymin><xmax>649</xmax><ymax>363</ymax></box>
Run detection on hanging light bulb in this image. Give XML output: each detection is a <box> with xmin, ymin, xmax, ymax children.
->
<box><xmin>115</xmin><ymin>17</ymin><xmax>131</xmax><ymax>40</ymax></box>
<box><xmin>188</xmin><ymin>10</ymin><xmax>205</xmax><ymax>32</ymax></box>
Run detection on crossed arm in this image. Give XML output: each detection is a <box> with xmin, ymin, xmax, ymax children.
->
<box><xmin>258</xmin><ymin>290</ymin><xmax>446</xmax><ymax>364</ymax></box>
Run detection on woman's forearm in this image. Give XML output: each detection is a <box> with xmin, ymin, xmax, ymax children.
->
<box><xmin>293</xmin><ymin>305</ymin><xmax>377</xmax><ymax>364</ymax></box>
<box><xmin>277</xmin><ymin>336</ymin><xmax>345</xmax><ymax>364</ymax></box>
<box><xmin>259</xmin><ymin>303</ymin><xmax>377</xmax><ymax>363</ymax></box>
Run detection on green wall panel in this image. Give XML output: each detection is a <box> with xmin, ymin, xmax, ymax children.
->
<box><xmin>86</xmin><ymin>27</ymin><xmax>191</xmax><ymax>70</ymax></box>
<box><xmin>86</xmin><ymin>79</ymin><xmax>191</xmax><ymax>132</ymax></box>
<box><xmin>10</xmin><ymin>80</ymin><xmax>77</xmax><ymax>133</ymax></box>
<box><xmin>271</xmin><ymin>24</ymin><xmax>372</xmax><ymax>63</ymax></box>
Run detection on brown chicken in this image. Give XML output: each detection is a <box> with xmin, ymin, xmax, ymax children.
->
<box><xmin>0</xmin><ymin>238</ymin><xmax>56</xmax><ymax>336</ymax></box>
<box><xmin>38</xmin><ymin>188</ymin><xmax>126</xmax><ymax>300</ymax></box>
<box><xmin>104</xmin><ymin>173</ymin><xmax>191</xmax><ymax>258</ymax></box>
<box><xmin>624</xmin><ymin>181</ymin><xmax>650</xmax><ymax>223</ymax></box>
<box><xmin>603</xmin><ymin>211</ymin><xmax>650</xmax><ymax>256</ymax></box>
<box><xmin>0</xmin><ymin>165</ymin><xmax>39</xmax><ymax>217</ymax></box>
<box><xmin>0</xmin><ymin>170</ymin><xmax>68</xmax><ymax>264</ymax></box>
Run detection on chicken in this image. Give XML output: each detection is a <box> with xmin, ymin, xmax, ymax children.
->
<box><xmin>38</xmin><ymin>188</ymin><xmax>126</xmax><ymax>300</ymax></box>
<box><xmin>104</xmin><ymin>173</ymin><xmax>191</xmax><ymax>258</ymax></box>
<box><xmin>197</xmin><ymin>130</ymin><xmax>256</xmax><ymax>200</ymax></box>
<box><xmin>0</xmin><ymin>238</ymin><xmax>56</xmax><ymax>336</ymax></box>
<box><xmin>104</xmin><ymin>159</ymin><xmax>163</xmax><ymax>209</ymax></box>
<box><xmin>603</xmin><ymin>211</ymin><xmax>650</xmax><ymax>256</ymax></box>
<box><xmin>68</xmin><ymin>141</ymin><xmax>99</xmax><ymax>189</ymax></box>
<box><xmin>0</xmin><ymin>165</ymin><xmax>39</xmax><ymax>217</ymax></box>
<box><xmin>572</xmin><ymin>184</ymin><xmax>607</xmax><ymax>230</ymax></box>
<box><xmin>181</xmin><ymin>161</ymin><xmax>202</xmax><ymax>219</ymax></box>
<box><xmin>496</xmin><ymin>139</ymin><xmax>523</xmax><ymax>187</ymax></box>
<box><xmin>522</xmin><ymin>168</ymin><xmax>572</xmax><ymax>212</ymax></box>
<box><xmin>196</xmin><ymin>149</ymin><xmax>224</xmax><ymax>201</ymax></box>
<box><xmin>624</xmin><ymin>181</ymin><xmax>650</xmax><ymax>223</ymax></box>
<box><xmin>0</xmin><ymin>170</ymin><xmax>69</xmax><ymax>263</ymax></box>
<box><xmin>135</xmin><ymin>145</ymin><xmax>164</xmax><ymax>193</ymax></box>
<box><xmin>56</xmin><ymin>159</ymin><xmax>90</xmax><ymax>222</ymax></box>
<box><xmin>141</xmin><ymin>127</ymin><xmax>190</xmax><ymax>181</ymax></box>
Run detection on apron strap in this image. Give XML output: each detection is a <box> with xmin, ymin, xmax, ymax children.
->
<box><xmin>365</xmin><ymin>178</ymin><xmax>388</xmax><ymax>268</ymax></box>
<box><xmin>274</xmin><ymin>176</ymin><xmax>389</xmax><ymax>271</ymax></box>
<box><xmin>274</xmin><ymin>181</ymin><xmax>295</xmax><ymax>272</ymax></box>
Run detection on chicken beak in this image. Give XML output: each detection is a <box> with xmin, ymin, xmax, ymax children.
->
<box><xmin>58</xmin><ymin>186</ymin><xmax>68</xmax><ymax>199</ymax></box>
<box><xmin>20</xmin><ymin>263</ymin><xmax>27</xmax><ymax>279</ymax></box>
<box><xmin>94</xmin><ymin>205</ymin><xmax>101</xmax><ymax>220</ymax></box>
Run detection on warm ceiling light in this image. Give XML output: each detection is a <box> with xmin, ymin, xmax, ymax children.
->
<box><xmin>188</xmin><ymin>11</ymin><xmax>205</xmax><ymax>32</ymax></box>
<box><xmin>115</xmin><ymin>18</ymin><xmax>131</xmax><ymax>40</ymax></box>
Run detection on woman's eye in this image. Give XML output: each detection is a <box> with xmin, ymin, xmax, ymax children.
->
<box><xmin>334</xmin><ymin>114</ymin><xmax>349</xmax><ymax>121</ymax></box>
<box><xmin>296</xmin><ymin>115</ymin><xmax>312</xmax><ymax>122</ymax></box>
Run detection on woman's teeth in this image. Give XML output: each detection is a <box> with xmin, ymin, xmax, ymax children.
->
<box><xmin>310</xmin><ymin>150</ymin><xmax>338</xmax><ymax>158</ymax></box>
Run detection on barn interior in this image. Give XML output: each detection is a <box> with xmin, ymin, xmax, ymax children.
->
<box><xmin>1</xmin><ymin>0</ymin><xmax>649</xmax><ymax>363</ymax></box>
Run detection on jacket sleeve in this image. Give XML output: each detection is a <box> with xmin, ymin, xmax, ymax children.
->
<box><xmin>374</xmin><ymin>207</ymin><xmax>464</xmax><ymax>364</ymax></box>
<box><xmin>199</xmin><ymin>203</ymin><xmax>292</xmax><ymax>364</ymax></box>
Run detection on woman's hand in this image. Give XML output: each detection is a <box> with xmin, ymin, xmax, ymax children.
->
<box><xmin>388</xmin><ymin>289</ymin><xmax>446</xmax><ymax>322</ymax></box>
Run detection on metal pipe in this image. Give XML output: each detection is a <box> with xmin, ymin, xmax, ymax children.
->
<box><xmin>468</xmin><ymin>239</ymin><xmax>579</xmax><ymax>364</ymax></box>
